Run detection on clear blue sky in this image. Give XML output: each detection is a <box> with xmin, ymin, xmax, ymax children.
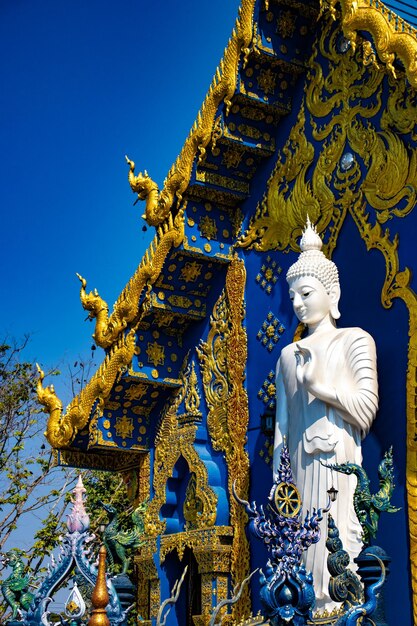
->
<box><xmin>1</xmin><ymin>0</ymin><xmax>241</xmax><ymax>402</ymax></box>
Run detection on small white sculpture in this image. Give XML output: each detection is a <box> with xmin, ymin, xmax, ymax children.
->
<box><xmin>273</xmin><ymin>219</ymin><xmax>379</xmax><ymax>612</ymax></box>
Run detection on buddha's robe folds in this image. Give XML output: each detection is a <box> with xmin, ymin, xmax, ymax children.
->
<box><xmin>273</xmin><ymin>327</ymin><xmax>378</xmax><ymax>611</ymax></box>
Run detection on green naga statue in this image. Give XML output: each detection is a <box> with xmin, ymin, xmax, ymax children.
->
<box><xmin>327</xmin><ymin>446</ymin><xmax>400</xmax><ymax>545</ymax></box>
<box><xmin>1</xmin><ymin>549</ymin><xmax>34</xmax><ymax>620</ymax></box>
<box><xmin>100</xmin><ymin>498</ymin><xmax>148</xmax><ymax>574</ymax></box>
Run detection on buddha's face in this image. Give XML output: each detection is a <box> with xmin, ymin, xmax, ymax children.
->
<box><xmin>288</xmin><ymin>276</ymin><xmax>336</xmax><ymax>326</ymax></box>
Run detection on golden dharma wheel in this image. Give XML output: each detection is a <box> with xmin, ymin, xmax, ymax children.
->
<box><xmin>274</xmin><ymin>482</ymin><xmax>301</xmax><ymax>518</ymax></box>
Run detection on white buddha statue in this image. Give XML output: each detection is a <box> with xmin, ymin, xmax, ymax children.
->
<box><xmin>273</xmin><ymin>219</ymin><xmax>379</xmax><ymax>612</ymax></box>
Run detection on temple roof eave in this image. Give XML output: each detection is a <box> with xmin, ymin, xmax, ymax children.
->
<box><xmin>39</xmin><ymin>0</ymin><xmax>417</xmax><ymax>460</ymax></box>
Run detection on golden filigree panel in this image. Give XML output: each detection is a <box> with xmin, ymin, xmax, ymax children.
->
<box><xmin>197</xmin><ymin>255</ymin><xmax>251</xmax><ymax>622</ymax></box>
<box><xmin>159</xmin><ymin>526</ymin><xmax>233</xmax><ymax>564</ymax></box>
<box><xmin>144</xmin><ymin>360</ymin><xmax>216</xmax><ymax>538</ymax></box>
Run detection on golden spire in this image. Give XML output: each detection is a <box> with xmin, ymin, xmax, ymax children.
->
<box><xmin>88</xmin><ymin>545</ymin><xmax>110</xmax><ymax>626</ymax></box>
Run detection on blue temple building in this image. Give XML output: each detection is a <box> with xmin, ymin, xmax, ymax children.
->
<box><xmin>37</xmin><ymin>0</ymin><xmax>417</xmax><ymax>624</ymax></box>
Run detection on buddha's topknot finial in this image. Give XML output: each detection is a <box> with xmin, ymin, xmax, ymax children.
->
<box><xmin>299</xmin><ymin>216</ymin><xmax>322</xmax><ymax>252</ymax></box>
<box><xmin>286</xmin><ymin>218</ymin><xmax>339</xmax><ymax>293</ymax></box>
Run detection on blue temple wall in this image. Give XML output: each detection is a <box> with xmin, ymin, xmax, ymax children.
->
<box><xmin>234</xmin><ymin>10</ymin><xmax>416</xmax><ymax>621</ymax></box>
<box><xmin>242</xmin><ymin>214</ymin><xmax>413</xmax><ymax>622</ymax></box>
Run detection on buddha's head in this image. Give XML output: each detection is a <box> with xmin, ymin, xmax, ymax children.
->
<box><xmin>286</xmin><ymin>219</ymin><xmax>340</xmax><ymax>325</ymax></box>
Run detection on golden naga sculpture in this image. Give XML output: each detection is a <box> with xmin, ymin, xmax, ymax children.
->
<box><xmin>125</xmin><ymin>0</ymin><xmax>256</xmax><ymax>226</ymax></box>
<box><xmin>36</xmin><ymin>365</ymin><xmax>69</xmax><ymax>442</ymax></box>
<box><xmin>37</xmin><ymin>330</ymin><xmax>136</xmax><ymax>449</ymax></box>
<box><xmin>126</xmin><ymin>157</ymin><xmax>159</xmax><ymax>216</ymax></box>
<box><xmin>77</xmin><ymin>207</ymin><xmax>185</xmax><ymax>349</ymax></box>
<box><xmin>329</xmin><ymin>0</ymin><xmax>417</xmax><ymax>88</ymax></box>
<box><xmin>76</xmin><ymin>273</ymin><xmax>109</xmax><ymax>327</ymax></box>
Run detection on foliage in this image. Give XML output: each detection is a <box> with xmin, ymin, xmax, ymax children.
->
<box><xmin>83</xmin><ymin>471</ymin><xmax>134</xmax><ymax>570</ymax></box>
<box><xmin>0</xmin><ymin>339</ymin><xmax>75</xmax><ymax>558</ymax></box>
<box><xmin>0</xmin><ymin>338</ymin><xmax>77</xmax><ymax>618</ymax></box>
<box><xmin>0</xmin><ymin>340</ymin><xmax>138</xmax><ymax>620</ymax></box>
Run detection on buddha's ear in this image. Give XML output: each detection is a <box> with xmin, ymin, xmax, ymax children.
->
<box><xmin>329</xmin><ymin>283</ymin><xmax>341</xmax><ymax>320</ymax></box>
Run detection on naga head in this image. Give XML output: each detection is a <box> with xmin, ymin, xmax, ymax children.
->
<box><xmin>125</xmin><ymin>155</ymin><xmax>158</xmax><ymax>204</ymax></box>
<box><xmin>100</xmin><ymin>501</ymin><xmax>118</xmax><ymax>519</ymax></box>
<box><xmin>36</xmin><ymin>364</ymin><xmax>62</xmax><ymax>414</ymax></box>
<box><xmin>2</xmin><ymin>548</ymin><xmax>24</xmax><ymax>569</ymax></box>
<box><xmin>321</xmin><ymin>460</ymin><xmax>358</xmax><ymax>476</ymax></box>
<box><xmin>76</xmin><ymin>273</ymin><xmax>108</xmax><ymax>320</ymax></box>
<box><xmin>378</xmin><ymin>446</ymin><xmax>395</xmax><ymax>481</ymax></box>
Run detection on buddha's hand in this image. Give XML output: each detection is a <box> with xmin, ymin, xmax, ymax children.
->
<box><xmin>295</xmin><ymin>344</ymin><xmax>317</xmax><ymax>389</ymax></box>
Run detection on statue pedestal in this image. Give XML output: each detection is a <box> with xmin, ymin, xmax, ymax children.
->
<box><xmin>354</xmin><ymin>545</ymin><xmax>391</xmax><ymax>626</ymax></box>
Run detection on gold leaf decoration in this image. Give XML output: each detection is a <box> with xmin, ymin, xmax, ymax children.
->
<box><xmin>197</xmin><ymin>255</ymin><xmax>251</xmax><ymax>622</ymax></box>
<box><xmin>38</xmin><ymin>329</ymin><xmax>136</xmax><ymax>448</ymax></box>
<box><xmin>77</xmin><ymin>207</ymin><xmax>185</xmax><ymax>349</ymax></box>
<box><xmin>333</xmin><ymin>0</ymin><xmax>417</xmax><ymax>89</ymax></box>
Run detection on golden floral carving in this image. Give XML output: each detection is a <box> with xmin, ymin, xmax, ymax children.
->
<box><xmin>238</xmin><ymin>104</ymin><xmax>325</xmax><ymax>251</ymax></box>
<box><xmin>179</xmin><ymin>360</ymin><xmax>202</xmax><ymax>424</ymax></box>
<box><xmin>257</xmin><ymin>68</ymin><xmax>276</xmax><ymax>95</ymax></box>
<box><xmin>125</xmin><ymin>383</ymin><xmax>148</xmax><ymax>402</ymax></box>
<box><xmin>160</xmin><ymin>526</ymin><xmax>233</xmax><ymax>564</ymax></box>
<box><xmin>276</xmin><ymin>10</ymin><xmax>297</xmax><ymax>39</ymax></box>
<box><xmin>37</xmin><ymin>330</ymin><xmax>136</xmax><ymax>449</ymax></box>
<box><xmin>222</xmin><ymin>148</ymin><xmax>244</xmax><ymax>169</ymax></box>
<box><xmin>125</xmin><ymin>0</ymin><xmax>257</xmax><ymax>226</ymax></box>
<box><xmin>381</xmin><ymin>72</ymin><xmax>417</xmax><ymax>138</ymax></box>
<box><xmin>167</xmin><ymin>294</ymin><xmax>193</xmax><ymax>309</ymax></box>
<box><xmin>197</xmin><ymin>255</ymin><xmax>251</xmax><ymax>622</ymax></box>
<box><xmin>146</xmin><ymin>341</ymin><xmax>165</xmax><ymax>367</ymax></box>
<box><xmin>145</xmin><ymin>424</ymin><xmax>218</xmax><ymax>537</ymax></box>
<box><xmin>198</xmin><ymin>215</ymin><xmax>217</xmax><ymax>240</ymax></box>
<box><xmin>115</xmin><ymin>415</ymin><xmax>134</xmax><ymax>440</ymax></box>
<box><xmin>77</xmin><ymin>207</ymin><xmax>185</xmax><ymax>349</ymax></box>
<box><xmin>180</xmin><ymin>261</ymin><xmax>203</xmax><ymax>283</ymax></box>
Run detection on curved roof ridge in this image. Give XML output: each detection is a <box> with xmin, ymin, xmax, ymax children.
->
<box><xmin>127</xmin><ymin>0</ymin><xmax>257</xmax><ymax>227</ymax></box>
<box><xmin>337</xmin><ymin>0</ymin><xmax>417</xmax><ymax>88</ymax></box>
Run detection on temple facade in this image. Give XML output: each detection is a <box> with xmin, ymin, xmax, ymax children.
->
<box><xmin>38</xmin><ymin>0</ymin><xmax>417</xmax><ymax>624</ymax></box>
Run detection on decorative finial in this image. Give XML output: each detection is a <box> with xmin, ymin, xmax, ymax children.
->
<box><xmin>286</xmin><ymin>218</ymin><xmax>339</xmax><ymax>294</ymax></box>
<box><xmin>88</xmin><ymin>545</ymin><xmax>110</xmax><ymax>626</ymax></box>
<box><xmin>299</xmin><ymin>217</ymin><xmax>322</xmax><ymax>252</ymax></box>
<box><xmin>67</xmin><ymin>475</ymin><xmax>90</xmax><ymax>533</ymax></box>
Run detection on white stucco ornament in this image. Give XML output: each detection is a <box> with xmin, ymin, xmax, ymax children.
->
<box><xmin>273</xmin><ymin>219</ymin><xmax>379</xmax><ymax>612</ymax></box>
